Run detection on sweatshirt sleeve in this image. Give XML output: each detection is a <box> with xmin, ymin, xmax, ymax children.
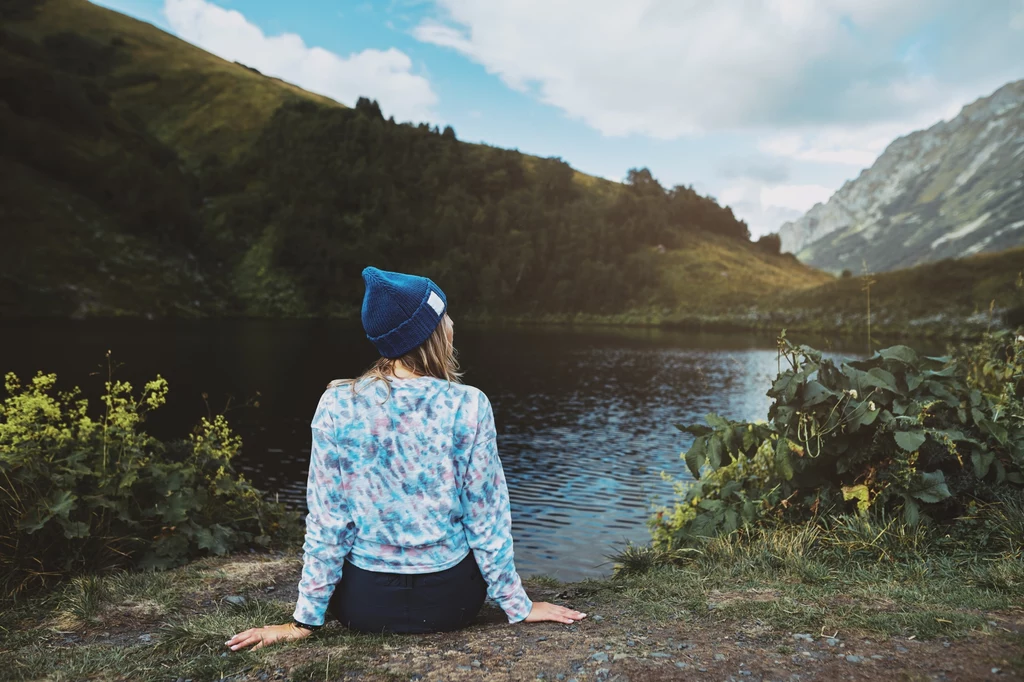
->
<box><xmin>458</xmin><ymin>393</ymin><xmax>533</xmax><ymax>623</ymax></box>
<box><xmin>293</xmin><ymin>393</ymin><xmax>357</xmax><ymax>626</ymax></box>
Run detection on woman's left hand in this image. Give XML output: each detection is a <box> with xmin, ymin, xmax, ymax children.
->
<box><xmin>226</xmin><ymin>623</ymin><xmax>313</xmax><ymax>651</ymax></box>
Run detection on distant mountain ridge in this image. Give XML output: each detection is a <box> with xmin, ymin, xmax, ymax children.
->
<box><xmin>778</xmin><ymin>80</ymin><xmax>1024</xmax><ymax>273</ymax></box>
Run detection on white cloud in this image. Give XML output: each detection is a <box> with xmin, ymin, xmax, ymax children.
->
<box><xmin>756</xmin><ymin>95</ymin><xmax>966</xmax><ymax>169</ymax></box>
<box><xmin>760</xmin><ymin>184</ymin><xmax>834</xmax><ymax>213</ymax></box>
<box><xmin>163</xmin><ymin>0</ymin><xmax>437</xmax><ymax>122</ymax></box>
<box><xmin>1013</xmin><ymin>1</ymin><xmax>1024</xmax><ymax>30</ymax></box>
<box><xmin>758</xmin><ymin>132</ymin><xmax>882</xmax><ymax>168</ymax></box>
<box><xmin>413</xmin><ymin>0</ymin><xmax>1023</xmax><ymax>138</ymax></box>
<box><xmin>720</xmin><ymin>180</ymin><xmax>809</xmax><ymax>239</ymax></box>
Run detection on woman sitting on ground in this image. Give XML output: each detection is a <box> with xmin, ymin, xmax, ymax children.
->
<box><xmin>228</xmin><ymin>267</ymin><xmax>585</xmax><ymax>650</ymax></box>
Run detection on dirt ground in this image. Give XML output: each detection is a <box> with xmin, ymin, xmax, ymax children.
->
<box><xmin>231</xmin><ymin>564</ymin><xmax>1024</xmax><ymax>682</ymax></box>
<box><xmin>8</xmin><ymin>555</ymin><xmax>1023</xmax><ymax>682</ymax></box>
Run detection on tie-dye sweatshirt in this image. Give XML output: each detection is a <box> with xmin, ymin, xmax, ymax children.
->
<box><xmin>292</xmin><ymin>375</ymin><xmax>533</xmax><ymax>626</ymax></box>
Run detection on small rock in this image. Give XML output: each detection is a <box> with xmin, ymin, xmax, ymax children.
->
<box><xmin>471</xmin><ymin>660</ymin><xmax>481</xmax><ymax>668</ymax></box>
<box><xmin>591</xmin><ymin>652</ymin><xmax>609</xmax><ymax>663</ymax></box>
<box><xmin>410</xmin><ymin>676</ymin><xmax>424</xmax><ymax>681</ymax></box>
<box><xmin>871</xmin><ymin>655</ymin><xmax>884</xmax><ymax>660</ymax></box>
<box><xmin>713</xmin><ymin>654</ymin><xmax>726</xmax><ymax>661</ymax></box>
<box><xmin>225</xmin><ymin>595</ymin><xmax>246</xmax><ymax>606</ymax></box>
<box><xmin>557</xmin><ymin>675</ymin><xmax>565</xmax><ymax>681</ymax></box>
<box><xmin>988</xmin><ymin>620</ymin><xmax>998</xmax><ymax>627</ymax></box>
<box><xmin>793</xmin><ymin>633</ymin><xmax>813</xmax><ymax>642</ymax></box>
<box><xmin>739</xmin><ymin>672</ymin><xmax>752</xmax><ymax>677</ymax></box>
<box><xmin>649</xmin><ymin>652</ymin><xmax>671</xmax><ymax>659</ymax></box>
<box><xmin>456</xmin><ymin>666</ymin><xmax>471</xmax><ymax>672</ymax></box>
<box><xmin>675</xmin><ymin>662</ymin><xmax>690</xmax><ymax>669</ymax></box>
<box><xmin>992</xmin><ymin>668</ymin><xmax>1002</xmax><ymax>675</ymax></box>
<box><xmin>698</xmin><ymin>667</ymin><xmax>708</xmax><ymax>673</ymax></box>
<box><xmin>595</xmin><ymin>669</ymin><xmax>610</xmax><ymax>679</ymax></box>
<box><xmin>943</xmin><ymin>641</ymin><xmax>950</xmax><ymax>648</ymax></box>
<box><xmin>592</xmin><ymin>615</ymin><xmax>604</xmax><ymax>622</ymax></box>
<box><xmin>825</xmin><ymin>638</ymin><xmax>839</xmax><ymax>647</ymax></box>
<box><xmin>895</xmin><ymin>646</ymin><xmax>909</xmax><ymax>653</ymax></box>
<box><xmin>176</xmin><ymin>678</ymin><xmax>185</xmax><ymax>682</ymax></box>
<box><xmin>138</xmin><ymin>634</ymin><xmax>152</xmax><ymax>643</ymax></box>
<box><xmin>846</xmin><ymin>655</ymin><xmax>864</xmax><ymax>664</ymax></box>
<box><xmin>264</xmin><ymin>586</ymin><xmax>275</xmax><ymax>592</ymax></box>
<box><xmin>676</xmin><ymin>642</ymin><xmax>692</xmax><ymax>650</ymax></box>
<box><xmin>220</xmin><ymin>653</ymin><xmax>228</xmax><ymax>658</ymax></box>
<box><xmin>626</xmin><ymin>639</ymin><xmax>636</xmax><ymax>647</ymax></box>
<box><xmin>613</xmin><ymin>653</ymin><xmax>630</xmax><ymax>662</ymax></box>
<box><xmin>537</xmin><ymin>637</ymin><xmax>548</xmax><ymax>642</ymax></box>
<box><xmin>536</xmin><ymin>674</ymin><xmax>545</xmax><ymax>680</ymax></box>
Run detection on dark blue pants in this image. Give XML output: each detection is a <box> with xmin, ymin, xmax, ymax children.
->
<box><xmin>328</xmin><ymin>553</ymin><xmax>487</xmax><ymax>634</ymax></box>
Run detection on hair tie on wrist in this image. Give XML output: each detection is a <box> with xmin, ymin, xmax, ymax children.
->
<box><xmin>293</xmin><ymin>619</ymin><xmax>322</xmax><ymax>631</ymax></box>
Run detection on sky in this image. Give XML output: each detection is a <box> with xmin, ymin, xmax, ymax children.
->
<box><xmin>93</xmin><ymin>0</ymin><xmax>1024</xmax><ymax>237</ymax></box>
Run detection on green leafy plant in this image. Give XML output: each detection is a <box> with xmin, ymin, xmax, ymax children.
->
<box><xmin>652</xmin><ymin>330</ymin><xmax>1024</xmax><ymax>550</ymax></box>
<box><xmin>0</xmin><ymin>357</ymin><xmax>298</xmax><ymax>597</ymax></box>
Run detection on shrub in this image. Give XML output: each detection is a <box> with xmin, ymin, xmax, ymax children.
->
<box><xmin>652</xmin><ymin>330</ymin><xmax>1024</xmax><ymax>550</ymax></box>
<box><xmin>755</xmin><ymin>233</ymin><xmax>782</xmax><ymax>255</ymax></box>
<box><xmin>0</xmin><ymin>359</ymin><xmax>298</xmax><ymax>598</ymax></box>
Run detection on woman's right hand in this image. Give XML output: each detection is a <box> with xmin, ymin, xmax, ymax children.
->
<box><xmin>524</xmin><ymin>602</ymin><xmax>587</xmax><ymax>624</ymax></box>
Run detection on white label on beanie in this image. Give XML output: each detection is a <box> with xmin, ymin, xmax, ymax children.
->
<box><xmin>427</xmin><ymin>291</ymin><xmax>445</xmax><ymax>316</ymax></box>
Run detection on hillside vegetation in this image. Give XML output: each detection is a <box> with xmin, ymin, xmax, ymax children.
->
<box><xmin>772</xmin><ymin>247</ymin><xmax>1024</xmax><ymax>338</ymax></box>
<box><xmin>3</xmin><ymin>0</ymin><xmax>1021</xmax><ymax>337</ymax></box>
<box><xmin>0</xmin><ymin>0</ymin><xmax>817</xmax><ymax>320</ymax></box>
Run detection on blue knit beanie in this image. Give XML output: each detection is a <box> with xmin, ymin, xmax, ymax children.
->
<box><xmin>360</xmin><ymin>267</ymin><xmax>448</xmax><ymax>358</ymax></box>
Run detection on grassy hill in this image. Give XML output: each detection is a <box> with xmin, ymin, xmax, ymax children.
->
<box><xmin>2</xmin><ymin>0</ymin><xmax>1020</xmax><ymax>337</ymax></box>
<box><xmin>772</xmin><ymin>246</ymin><xmax>1024</xmax><ymax>339</ymax></box>
<box><xmin>0</xmin><ymin>0</ymin><xmax>827</xmax><ymax>320</ymax></box>
<box><xmin>8</xmin><ymin>0</ymin><xmax>341</xmax><ymax>165</ymax></box>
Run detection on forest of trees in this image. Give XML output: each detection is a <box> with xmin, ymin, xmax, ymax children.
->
<box><xmin>204</xmin><ymin>97</ymin><xmax>756</xmax><ymax>315</ymax></box>
<box><xmin>1</xmin><ymin>14</ymin><xmax>773</xmax><ymax>317</ymax></box>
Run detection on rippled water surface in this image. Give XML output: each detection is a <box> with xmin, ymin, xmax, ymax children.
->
<box><xmin>2</xmin><ymin>320</ymin><xmax>871</xmax><ymax>580</ymax></box>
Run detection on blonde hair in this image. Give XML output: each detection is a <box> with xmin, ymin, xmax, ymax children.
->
<box><xmin>329</xmin><ymin>315</ymin><xmax>462</xmax><ymax>398</ymax></box>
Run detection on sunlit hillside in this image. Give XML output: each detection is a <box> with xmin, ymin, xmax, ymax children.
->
<box><xmin>0</xmin><ymin>0</ymin><xmax>824</xmax><ymax>320</ymax></box>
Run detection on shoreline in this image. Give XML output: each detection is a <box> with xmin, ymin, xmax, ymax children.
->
<box><xmin>0</xmin><ymin>308</ymin><xmax>1003</xmax><ymax>343</ymax></box>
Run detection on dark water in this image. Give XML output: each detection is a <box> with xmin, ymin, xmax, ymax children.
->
<box><xmin>0</xmin><ymin>320</ymin><xmax>881</xmax><ymax>580</ymax></box>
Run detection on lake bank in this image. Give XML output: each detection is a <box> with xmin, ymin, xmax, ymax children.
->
<box><xmin>4</xmin><ymin>542</ymin><xmax>1021</xmax><ymax>681</ymax></box>
<box><xmin>3</xmin><ymin>304</ymin><xmax>1004</xmax><ymax>342</ymax></box>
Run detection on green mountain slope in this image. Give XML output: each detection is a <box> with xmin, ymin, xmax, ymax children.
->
<box><xmin>767</xmin><ymin>246</ymin><xmax>1024</xmax><ymax>339</ymax></box>
<box><xmin>0</xmin><ymin>0</ymin><xmax>824</xmax><ymax>319</ymax></box>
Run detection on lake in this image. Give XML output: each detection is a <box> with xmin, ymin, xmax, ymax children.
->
<box><xmin>0</xmin><ymin>320</ymin><xmax>880</xmax><ymax>580</ymax></box>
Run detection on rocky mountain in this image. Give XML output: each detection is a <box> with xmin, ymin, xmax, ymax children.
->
<box><xmin>778</xmin><ymin>80</ymin><xmax>1024</xmax><ymax>273</ymax></box>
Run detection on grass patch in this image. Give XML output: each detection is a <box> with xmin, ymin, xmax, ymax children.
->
<box><xmin>608</xmin><ymin>522</ymin><xmax>1024</xmax><ymax>640</ymax></box>
<box><xmin>3</xmin><ymin>542</ymin><xmax>1020</xmax><ymax>680</ymax></box>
